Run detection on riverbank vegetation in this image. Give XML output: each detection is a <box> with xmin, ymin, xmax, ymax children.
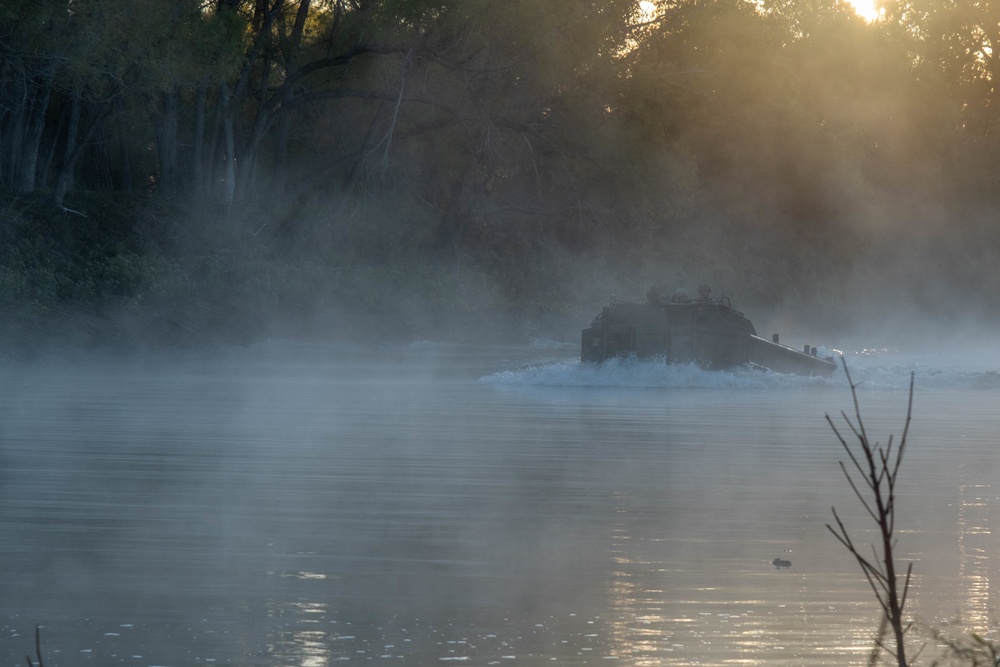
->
<box><xmin>3</xmin><ymin>0</ymin><xmax>1000</xmax><ymax>351</ymax></box>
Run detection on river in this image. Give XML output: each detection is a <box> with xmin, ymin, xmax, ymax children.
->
<box><xmin>2</xmin><ymin>340</ymin><xmax>1000</xmax><ymax>666</ymax></box>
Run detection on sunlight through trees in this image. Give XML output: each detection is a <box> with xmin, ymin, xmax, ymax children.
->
<box><xmin>3</xmin><ymin>0</ymin><xmax>1000</xmax><ymax>337</ymax></box>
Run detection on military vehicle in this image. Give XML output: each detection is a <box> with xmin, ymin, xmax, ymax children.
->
<box><xmin>580</xmin><ymin>287</ymin><xmax>837</xmax><ymax>377</ymax></box>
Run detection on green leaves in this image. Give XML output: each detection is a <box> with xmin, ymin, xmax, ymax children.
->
<box><xmin>5</xmin><ymin>0</ymin><xmax>1000</xmax><ymax>327</ymax></box>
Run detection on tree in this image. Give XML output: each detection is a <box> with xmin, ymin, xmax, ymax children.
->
<box><xmin>827</xmin><ymin>361</ymin><xmax>915</xmax><ymax>667</ymax></box>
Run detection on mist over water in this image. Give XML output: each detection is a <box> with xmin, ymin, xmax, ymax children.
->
<box><xmin>2</xmin><ymin>340</ymin><xmax>1000</xmax><ymax>666</ymax></box>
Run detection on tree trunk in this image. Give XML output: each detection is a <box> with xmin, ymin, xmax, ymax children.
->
<box><xmin>236</xmin><ymin>32</ymin><xmax>277</xmax><ymax>202</ymax></box>
<box><xmin>204</xmin><ymin>86</ymin><xmax>224</xmax><ymax>195</ymax></box>
<box><xmin>156</xmin><ymin>87</ymin><xmax>180</xmax><ymax>196</ymax></box>
<box><xmin>274</xmin><ymin>113</ymin><xmax>290</xmax><ymax>196</ymax></box>
<box><xmin>220</xmin><ymin>83</ymin><xmax>237</xmax><ymax>205</ymax></box>
<box><xmin>54</xmin><ymin>101</ymin><xmax>110</xmax><ymax>207</ymax></box>
<box><xmin>228</xmin><ymin>0</ymin><xmax>285</xmax><ymax>202</ymax></box>
<box><xmin>38</xmin><ymin>108</ymin><xmax>63</xmax><ymax>189</ymax></box>
<box><xmin>3</xmin><ymin>75</ymin><xmax>28</xmax><ymax>188</ymax></box>
<box><xmin>53</xmin><ymin>91</ymin><xmax>82</xmax><ymax>205</ymax></box>
<box><xmin>193</xmin><ymin>84</ymin><xmax>208</xmax><ymax>196</ymax></box>
<box><xmin>272</xmin><ymin>0</ymin><xmax>312</xmax><ymax>196</ymax></box>
<box><xmin>19</xmin><ymin>76</ymin><xmax>52</xmax><ymax>193</ymax></box>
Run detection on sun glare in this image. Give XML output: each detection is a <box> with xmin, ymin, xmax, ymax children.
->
<box><xmin>847</xmin><ymin>0</ymin><xmax>883</xmax><ymax>22</ymax></box>
<box><xmin>638</xmin><ymin>1</ymin><xmax>657</xmax><ymax>22</ymax></box>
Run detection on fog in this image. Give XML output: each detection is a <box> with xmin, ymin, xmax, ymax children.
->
<box><xmin>4</xmin><ymin>342</ymin><xmax>1000</xmax><ymax>665</ymax></box>
<box><xmin>6</xmin><ymin>0</ymin><xmax>1000</xmax><ymax>362</ymax></box>
<box><xmin>7</xmin><ymin>2</ymin><xmax>1000</xmax><ymax>664</ymax></box>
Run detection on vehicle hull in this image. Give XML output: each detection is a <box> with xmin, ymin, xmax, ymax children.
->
<box><xmin>581</xmin><ymin>298</ymin><xmax>835</xmax><ymax>377</ymax></box>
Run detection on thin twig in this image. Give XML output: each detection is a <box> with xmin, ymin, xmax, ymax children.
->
<box><xmin>826</xmin><ymin>359</ymin><xmax>915</xmax><ymax>667</ymax></box>
<box><xmin>25</xmin><ymin>625</ymin><xmax>43</xmax><ymax>667</ymax></box>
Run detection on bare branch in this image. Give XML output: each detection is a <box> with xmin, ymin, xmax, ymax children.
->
<box><xmin>827</xmin><ymin>413</ymin><xmax>873</xmax><ymax>486</ymax></box>
<box><xmin>25</xmin><ymin>626</ymin><xmax>43</xmax><ymax>667</ymax></box>
<box><xmin>839</xmin><ymin>461</ymin><xmax>879</xmax><ymax>521</ymax></box>
<box><xmin>828</xmin><ymin>358</ymin><xmax>913</xmax><ymax>667</ymax></box>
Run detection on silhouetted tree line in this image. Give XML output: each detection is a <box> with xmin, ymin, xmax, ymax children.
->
<box><xmin>3</xmin><ymin>0</ymin><xmax>1000</xmax><ymax>338</ymax></box>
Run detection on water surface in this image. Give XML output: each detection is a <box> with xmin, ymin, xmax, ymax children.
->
<box><xmin>2</xmin><ymin>342</ymin><xmax>999</xmax><ymax>666</ymax></box>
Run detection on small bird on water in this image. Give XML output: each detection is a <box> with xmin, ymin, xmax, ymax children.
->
<box><xmin>772</xmin><ymin>558</ymin><xmax>792</xmax><ymax>569</ymax></box>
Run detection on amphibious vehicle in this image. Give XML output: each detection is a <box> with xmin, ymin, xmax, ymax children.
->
<box><xmin>580</xmin><ymin>286</ymin><xmax>836</xmax><ymax>377</ymax></box>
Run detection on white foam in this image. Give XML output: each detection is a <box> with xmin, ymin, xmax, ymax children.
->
<box><xmin>479</xmin><ymin>348</ymin><xmax>1000</xmax><ymax>392</ymax></box>
<box><xmin>480</xmin><ymin>357</ymin><xmax>834</xmax><ymax>389</ymax></box>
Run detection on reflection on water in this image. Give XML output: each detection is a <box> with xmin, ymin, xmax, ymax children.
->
<box><xmin>2</xmin><ymin>343</ymin><xmax>1000</xmax><ymax>666</ymax></box>
<box><xmin>266</xmin><ymin>601</ymin><xmax>330</xmax><ymax>667</ymax></box>
<box><xmin>957</xmin><ymin>479</ymin><xmax>992</xmax><ymax>635</ymax></box>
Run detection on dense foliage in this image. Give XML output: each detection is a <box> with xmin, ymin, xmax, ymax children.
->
<box><xmin>2</xmin><ymin>0</ymin><xmax>999</xmax><ymax>347</ymax></box>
